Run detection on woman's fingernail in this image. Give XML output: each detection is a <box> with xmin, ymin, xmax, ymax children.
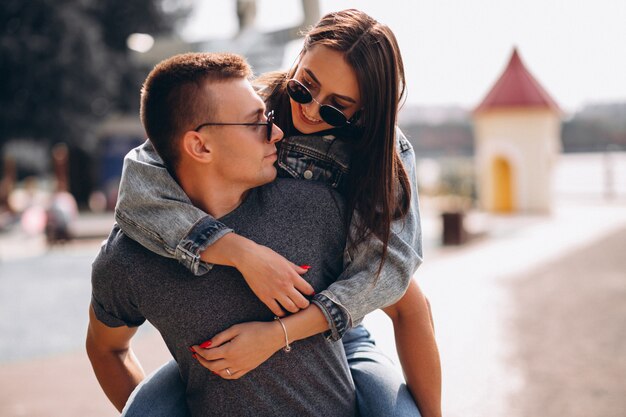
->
<box><xmin>200</xmin><ymin>340</ymin><xmax>212</xmax><ymax>349</ymax></box>
<box><xmin>300</xmin><ymin>265</ymin><xmax>311</xmax><ymax>270</ymax></box>
<box><xmin>312</xmin><ymin>291</ymin><xmax>316</xmax><ymax>296</ymax></box>
<box><xmin>192</xmin><ymin>353</ymin><xmax>198</xmax><ymax>359</ymax></box>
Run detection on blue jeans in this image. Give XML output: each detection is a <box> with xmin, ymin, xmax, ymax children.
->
<box><xmin>121</xmin><ymin>325</ymin><xmax>421</xmax><ymax>417</ymax></box>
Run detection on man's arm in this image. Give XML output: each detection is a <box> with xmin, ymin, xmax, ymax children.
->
<box><xmin>86</xmin><ymin>305</ymin><xmax>143</xmax><ymax>412</ymax></box>
<box><xmin>383</xmin><ymin>279</ymin><xmax>442</xmax><ymax>417</ymax></box>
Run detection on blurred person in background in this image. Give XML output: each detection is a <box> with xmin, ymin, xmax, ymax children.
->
<box><xmin>113</xmin><ymin>9</ymin><xmax>440</xmax><ymax>417</ymax></box>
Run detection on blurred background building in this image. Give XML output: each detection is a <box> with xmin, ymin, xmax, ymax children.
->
<box><xmin>473</xmin><ymin>48</ymin><xmax>562</xmax><ymax>214</ymax></box>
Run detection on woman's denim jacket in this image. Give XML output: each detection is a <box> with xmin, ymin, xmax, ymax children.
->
<box><xmin>115</xmin><ymin>127</ymin><xmax>423</xmax><ymax>341</ymax></box>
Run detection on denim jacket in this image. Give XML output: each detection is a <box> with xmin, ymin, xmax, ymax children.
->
<box><xmin>115</xmin><ymin>127</ymin><xmax>423</xmax><ymax>341</ymax></box>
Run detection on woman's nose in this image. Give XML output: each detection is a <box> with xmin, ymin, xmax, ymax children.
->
<box><xmin>303</xmin><ymin>99</ymin><xmax>322</xmax><ymax>119</ymax></box>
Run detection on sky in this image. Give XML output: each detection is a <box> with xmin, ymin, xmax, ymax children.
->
<box><xmin>180</xmin><ymin>0</ymin><xmax>626</xmax><ymax>113</ymax></box>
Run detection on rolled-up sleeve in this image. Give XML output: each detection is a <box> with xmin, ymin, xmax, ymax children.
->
<box><xmin>115</xmin><ymin>140</ymin><xmax>233</xmax><ymax>275</ymax></box>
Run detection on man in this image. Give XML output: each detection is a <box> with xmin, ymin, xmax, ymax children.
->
<box><xmin>86</xmin><ymin>53</ymin><xmax>356</xmax><ymax>416</ymax></box>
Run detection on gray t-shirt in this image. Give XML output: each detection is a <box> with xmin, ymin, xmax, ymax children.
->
<box><xmin>91</xmin><ymin>178</ymin><xmax>356</xmax><ymax>417</ymax></box>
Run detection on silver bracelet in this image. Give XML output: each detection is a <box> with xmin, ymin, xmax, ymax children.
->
<box><xmin>274</xmin><ymin>316</ymin><xmax>292</xmax><ymax>352</ymax></box>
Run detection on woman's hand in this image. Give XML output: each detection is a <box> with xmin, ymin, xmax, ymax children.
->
<box><xmin>200</xmin><ymin>233</ymin><xmax>315</xmax><ymax>317</ymax></box>
<box><xmin>190</xmin><ymin>321</ymin><xmax>285</xmax><ymax>379</ymax></box>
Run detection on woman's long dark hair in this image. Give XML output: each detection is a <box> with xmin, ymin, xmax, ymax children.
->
<box><xmin>256</xmin><ymin>9</ymin><xmax>411</xmax><ymax>275</ymax></box>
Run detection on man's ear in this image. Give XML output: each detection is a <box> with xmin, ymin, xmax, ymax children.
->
<box><xmin>181</xmin><ymin>130</ymin><xmax>213</xmax><ymax>163</ymax></box>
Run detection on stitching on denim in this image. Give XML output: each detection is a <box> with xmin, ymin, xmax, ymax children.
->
<box><xmin>115</xmin><ymin>209</ymin><xmax>175</xmax><ymax>256</ymax></box>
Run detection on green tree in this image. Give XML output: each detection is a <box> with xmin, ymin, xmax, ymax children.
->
<box><xmin>0</xmin><ymin>0</ymin><xmax>188</xmax><ymax>150</ymax></box>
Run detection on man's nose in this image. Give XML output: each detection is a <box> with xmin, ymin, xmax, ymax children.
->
<box><xmin>269</xmin><ymin>123</ymin><xmax>283</xmax><ymax>144</ymax></box>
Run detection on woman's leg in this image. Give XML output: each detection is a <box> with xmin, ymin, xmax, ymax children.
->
<box><xmin>121</xmin><ymin>359</ymin><xmax>190</xmax><ymax>417</ymax></box>
<box><xmin>343</xmin><ymin>325</ymin><xmax>422</xmax><ymax>417</ymax></box>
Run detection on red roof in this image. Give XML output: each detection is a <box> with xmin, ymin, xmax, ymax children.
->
<box><xmin>475</xmin><ymin>48</ymin><xmax>560</xmax><ymax>113</ymax></box>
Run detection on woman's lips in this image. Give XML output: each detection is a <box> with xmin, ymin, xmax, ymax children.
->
<box><xmin>298</xmin><ymin>104</ymin><xmax>322</xmax><ymax>125</ymax></box>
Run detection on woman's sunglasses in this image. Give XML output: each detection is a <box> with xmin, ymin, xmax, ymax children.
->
<box><xmin>286</xmin><ymin>79</ymin><xmax>352</xmax><ymax>127</ymax></box>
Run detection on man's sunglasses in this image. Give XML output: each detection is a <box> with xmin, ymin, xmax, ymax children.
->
<box><xmin>194</xmin><ymin>110</ymin><xmax>275</xmax><ymax>142</ymax></box>
<box><xmin>286</xmin><ymin>79</ymin><xmax>352</xmax><ymax>127</ymax></box>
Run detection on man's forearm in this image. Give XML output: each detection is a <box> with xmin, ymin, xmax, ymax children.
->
<box><xmin>86</xmin><ymin>341</ymin><xmax>145</xmax><ymax>412</ymax></box>
<box><xmin>385</xmin><ymin>281</ymin><xmax>442</xmax><ymax>417</ymax></box>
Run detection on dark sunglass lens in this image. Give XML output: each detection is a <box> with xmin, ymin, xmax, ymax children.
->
<box><xmin>287</xmin><ymin>80</ymin><xmax>312</xmax><ymax>104</ymax></box>
<box><xmin>319</xmin><ymin>106</ymin><xmax>348</xmax><ymax>127</ymax></box>
<box><xmin>266</xmin><ymin>111</ymin><xmax>274</xmax><ymax>142</ymax></box>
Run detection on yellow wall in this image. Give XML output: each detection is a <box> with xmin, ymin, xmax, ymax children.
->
<box><xmin>474</xmin><ymin>107</ymin><xmax>561</xmax><ymax>212</ymax></box>
<box><xmin>492</xmin><ymin>157</ymin><xmax>513</xmax><ymax>212</ymax></box>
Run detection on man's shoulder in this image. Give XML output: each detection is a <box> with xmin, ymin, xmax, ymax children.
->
<box><xmin>260</xmin><ymin>178</ymin><xmax>344</xmax><ymax>216</ymax></box>
<box><xmin>93</xmin><ymin>225</ymin><xmax>156</xmax><ymax>275</ymax></box>
<box><xmin>266</xmin><ymin>177</ymin><xmax>342</xmax><ymax>202</ymax></box>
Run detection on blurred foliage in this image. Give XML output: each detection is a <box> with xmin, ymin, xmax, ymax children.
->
<box><xmin>0</xmin><ymin>0</ymin><xmax>190</xmax><ymax>151</ymax></box>
<box><xmin>562</xmin><ymin>103</ymin><xmax>626</xmax><ymax>152</ymax></box>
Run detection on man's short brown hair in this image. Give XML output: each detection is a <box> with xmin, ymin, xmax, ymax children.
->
<box><xmin>140</xmin><ymin>53</ymin><xmax>252</xmax><ymax>172</ymax></box>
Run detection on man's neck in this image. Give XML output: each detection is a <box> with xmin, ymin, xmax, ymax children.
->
<box><xmin>178</xmin><ymin>172</ymin><xmax>250</xmax><ymax>219</ymax></box>
<box><xmin>199</xmin><ymin>187</ymin><xmax>251</xmax><ymax>219</ymax></box>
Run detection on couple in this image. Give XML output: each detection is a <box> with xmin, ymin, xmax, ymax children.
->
<box><xmin>87</xmin><ymin>9</ymin><xmax>441</xmax><ymax>417</ymax></box>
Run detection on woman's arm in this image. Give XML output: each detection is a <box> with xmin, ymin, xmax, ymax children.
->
<box><xmin>116</xmin><ymin>141</ymin><xmax>314</xmax><ymax>316</ymax></box>
<box><xmin>191</xmin><ymin>304</ymin><xmax>330</xmax><ymax>378</ymax></box>
<box><xmin>383</xmin><ymin>280</ymin><xmax>442</xmax><ymax>417</ymax></box>
<box><xmin>313</xmin><ymin>129</ymin><xmax>423</xmax><ymax>340</ymax></box>
<box><xmin>193</xmin><ymin>282</ymin><xmax>441</xmax><ymax>416</ymax></box>
<box><xmin>115</xmin><ymin>141</ymin><xmax>231</xmax><ymax>275</ymax></box>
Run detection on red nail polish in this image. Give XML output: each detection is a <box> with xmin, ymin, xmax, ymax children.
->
<box><xmin>192</xmin><ymin>353</ymin><xmax>198</xmax><ymax>359</ymax></box>
<box><xmin>188</xmin><ymin>346</ymin><xmax>196</xmax><ymax>353</ymax></box>
<box><xmin>200</xmin><ymin>340</ymin><xmax>212</xmax><ymax>349</ymax></box>
<box><xmin>300</xmin><ymin>265</ymin><xmax>311</xmax><ymax>270</ymax></box>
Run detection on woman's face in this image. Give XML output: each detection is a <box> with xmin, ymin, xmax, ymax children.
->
<box><xmin>289</xmin><ymin>45</ymin><xmax>362</xmax><ymax>134</ymax></box>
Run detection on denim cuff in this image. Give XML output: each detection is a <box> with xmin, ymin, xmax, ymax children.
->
<box><xmin>175</xmin><ymin>216</ymin><xmax>233</xmax><ymax>276</ymax></box>
<box><xmin>311</xmin><ymin>292</ymin><xmax>351</xmax><ymax>341</ymax></box>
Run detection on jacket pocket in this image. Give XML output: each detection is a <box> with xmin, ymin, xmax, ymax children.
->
<box><xmin>277</xmin><ymin>145</ymin><xmax>347</xmax><ymax>189</ymax></box>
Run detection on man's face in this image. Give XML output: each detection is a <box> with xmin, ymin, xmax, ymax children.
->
<box><xmin>201</xmin><ymin>78</ymin><xmax>283</xmax><ymax>189</ymax></box>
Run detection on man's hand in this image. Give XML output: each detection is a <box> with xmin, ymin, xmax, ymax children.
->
<box><xmin>201</xmin><ymin>233</ymin><xmax>315</xmax><ymax>316</ymax></box>
<box><xmin>190</xmin><ymin>321</ymin><xmax>284</xmax><ymax>379</ymax></box>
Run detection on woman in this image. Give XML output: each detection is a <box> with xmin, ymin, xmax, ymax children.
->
<box><xmin>116</xmin><ymin>9</ymin><xmax>441</xmax><ymax>417</ymax></box>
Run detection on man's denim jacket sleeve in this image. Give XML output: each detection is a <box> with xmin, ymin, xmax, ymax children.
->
<box><xmin>311</xmin><ymin>129</ymin><xmax>423</xmax><ymax>341</ymax></box>
<box><xmin>115</xmin><ymin>140</ymin><xmax>231</xmax><ymax>275</ymax></box>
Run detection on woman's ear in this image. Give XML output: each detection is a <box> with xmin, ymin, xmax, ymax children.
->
<box><xmin>181</xmin><ymin>130</ymin><xmax>212</xmax><ymax>163</ymax></box>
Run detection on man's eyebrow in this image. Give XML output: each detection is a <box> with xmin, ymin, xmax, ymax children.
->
<box><xmin>244</xmin><ymin>108</ymin><xmax>265</xmax><ymax>121</ymax></box>
<box><xmin>303</xmin><ymin>68</ymin><xmax>357</xmax><ymax>104</ymax></box>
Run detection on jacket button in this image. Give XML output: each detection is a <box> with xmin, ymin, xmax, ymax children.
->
<box><xmin>303</xmin><ymin>170</ymin><xmax>313</xmax><ymax>179</ymax></box>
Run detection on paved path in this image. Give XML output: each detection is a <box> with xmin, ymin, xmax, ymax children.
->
<box><xmin>508</xmin><ymin>226</ymin><xmax>626</xmax><ymax>417</ymax></box>
<box><xmin>364</xmin><ymin>199</ymin><xmax>626</xmax><ymax>417</ymax></box>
